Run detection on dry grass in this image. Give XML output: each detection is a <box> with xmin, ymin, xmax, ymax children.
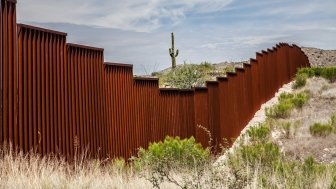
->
<box><xmin>0</xmin><ymin>144</ymin><xmax>158</xmax><ymax>189</ymax></box>
<box><xmin>1</xmin><ymin>142</ymin><xmax>336</xmax><ymax>189</ymax></box>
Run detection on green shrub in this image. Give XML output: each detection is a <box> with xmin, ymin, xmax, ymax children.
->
<box><xmin>297</xmin><ymin>67</ymin><xmax>336</xmax><ymax>83</ymax></box>
<box><xmin>266</xmin><ymin>92</ymin><xmax>309</xmax><ymax>118</ymax></box>
<box><xmin>266</xmin><ymin>101</ymin><xmax>294</xmax><ymax>118</ymax></box>
<box><xmin>247</xmin><ymin>124</ymin><xmax>270</xmax><ymax>143</ymax></box>
<box><xmin>151</xmin><ymin>72</ymin><xmax>161</xmax><ymax>77</ymax></box>
<box><xmin>293</xmin><ymin>73</ymin><xmax>308</xmax><ymax>89</ymax></box>
<box><xmin>230</xmin><ymin>142</ymin><xmax>281</xmax><ymax>170</ymax></box>
<box><xmin>291</xmin><ymin>92</ymin><xmax>309</xmax><ymax>108</ymax></box>
<box><xmin>320</xmin><ymin>68</ymin><xmax>336</xmax><ymax>82</ymax></box>
<box><xmin>199</xmin><ymin>61</ymin><xmax>215</xmax><ymax>70</ymax></box>
<box><xmin>297</xmin><ymin>67</ymin><xmax>318</xmax><ymax>77</ymax></box>
<box><xmin>309</xmin><ymin>123</ymin><xmax>334</xmax><ymax>137</ymax></box>
<box><xmin>134</xmin><ymin>136</ymin><xmax>210</xmax><ymax>188</ymax></box>
<box><xmin>164</xmin><ymin>63</ymin><xmax>207</xmax><ymax>88</ymax></box>
<box><xmin>136</xmin><ymin>136</ymin><xmax>209</xmax><ymax>168</ymax></box>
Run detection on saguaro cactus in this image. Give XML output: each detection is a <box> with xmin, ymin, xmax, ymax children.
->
<box><xmin>169</xmin><ymin>32</ymin><xmax>179</xmax><ymax>69</ymax></box>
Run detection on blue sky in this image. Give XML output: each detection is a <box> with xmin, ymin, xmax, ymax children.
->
<box><xmin>17</xmin><ymin>0</ymin><xmax>336</xmax><ymax>74</ymax></box>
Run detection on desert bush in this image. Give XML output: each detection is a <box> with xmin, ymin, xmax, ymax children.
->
<box><xmin>320</xmin><ymin>67</ymin><xmax>336</xmax><ymax>82</ymax></box>
<box><xmin>291</xmin><ymin>92</ymin><xmax>309</xmax><ymax>108</ymax></box>
<box><xmin>266</xmin><ymin>92</ymin><xmax>309</xmax><ymax>118</ymax></box>
<box><xmin>309</xmin><ymin>123</ymin><xmax>334</xmax><ymax>137</ymax></box>
<box><xmin>165</xmin><ymin>63</ymin><xmax>207</xmax><ymax>88</ymax></box>
<box><xmin>296</xmin><ymin>67</ymin><xmax>336</xmax><ymax>84</ymax></box>
<box><xmin>157</xmin><ymin>62</ymin><xmax>235</xmax><ymax>88</ymax></box>
<box><xmin>239</xmin><ymin>143</ymin><xmax>280</xmax><ymax>167</ymax></box>
<box><xmin>134</xmin><ymin>136</ymin><xmax>210</xmax><ymax>188</ymax></box>
<box><xmin>246</xmin><ymin>123</ymin><xmax>270</xmax><ymax>143</ymax></box>
<box><xmin>199</xmin><ymin>61</ymin><xmax>215</xmax><ymax>71</ymax></box>
<box><xmin>293</xmin><ymin>72</ymin><xmax>308</xmax><ymax>89</ymax></box>
<box><xmin>309</xmin><ymin>115</ymin><xmax>336</xmax><ymax>137</ymax></box>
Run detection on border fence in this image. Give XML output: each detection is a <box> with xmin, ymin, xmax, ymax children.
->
<box><xmin>1</xmin><ymin>0</ymin><xmax>310</xmax><ymax>159</ymax></box>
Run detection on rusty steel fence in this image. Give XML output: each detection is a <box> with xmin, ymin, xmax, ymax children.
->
<box><xmin>1</xmin><ymin>0</ymin><xmax>310</xmax><ymax>160</ymax></box>
<box><xmin>1</xmin><ymin>0</ymin><xmax>17</xmax><ymax>148</ymax></box>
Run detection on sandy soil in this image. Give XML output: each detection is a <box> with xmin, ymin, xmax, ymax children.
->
<box><xmin>274</xmin><ymin>77</ymin><xmax>336</xmax><ymax>163</ymax></box>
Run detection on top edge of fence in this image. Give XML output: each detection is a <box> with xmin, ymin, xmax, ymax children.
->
<box><xmin>179</xmin><ymin>89</ymin><xmax>194</xmax><ymax>92</ymax></box>
<box><xmin>256</xmin><ymin>52</ymin><xmax>263</xmax><ymax>56</ymax></box>
<box><xmin>104</xmin><ymin>62</ymin><xmax>133</xmax><ymax>68</ymax></box>
<box><xmin>236</xmin><ymin>67</ymin><xmax>245</xmax><ymax>72</ymax></box>
<box><xmin>194</xmin><ymin>87</ymin><xmax>208</xmax><ymax>91</ymax></box>
<box><xmin>243</xmin><ymin>63</ymin><xmax>251</xmax><ymax>67</ymax></box>
<box><xmin>159</xmin><ymin>88</ymin><xmax>181</xmax><ymax>92</ymax></box>
<box><xmin>133</xmin><ymin>77</ymin><xmax>159</xmax><ymax>81</ymax></box>
<box><xmin>217</xmin><ymin>76</ymin><xmax>228</xmax><ymax>81</ymax></box>
<box><xmin>17</xmin><ymin>23</ymin><xmax>67</xmax><ymax>36</ymax></box>
<box><xmin>4</xmin><ymin>0</ymin><xmax>17</xmax><ymax>4</ymax></box>
<box><xmin>67</xmin><ymin>43</ymin><xmax>104</xmax><ymax>52</ymax></box>
<box><xmin>226</xmin><ymin>71</ymin><xmax>237</xmax><ymax>76</ymax></box>
<box><xmin>206</xmin><ymin>80</ymin><xmax>219</xmax><ymax>85</ymax></box>
<box><xmin>250</xmin><ymin>58</ymin><xmax>257</xmax><ymax>63</ymax></box>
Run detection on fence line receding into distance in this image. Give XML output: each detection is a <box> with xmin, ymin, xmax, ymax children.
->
<box><xmin>1</xmin><ymin>0</ymin><xmax>310</xmax><ymax>160</ymax></box>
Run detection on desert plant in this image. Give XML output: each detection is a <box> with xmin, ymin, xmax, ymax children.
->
<box><xmin>169</xmin><ymin>32</ymin><xmax>179</xmax><ymax>69</ymax></box>
<box><xmin>309</xmin><ymin>115</ymin><xmax>336</xmax><ymax>137</ymax></box>
<box><xmin>266</xmin><ymin>92</ymin><xmax>309</xmax><ymax>118</ymax></box>
<box><xmin>134</xmin><ymin>136</ymin><xmax>210</xmax><ymax>188</ymax></box>
<box><xmin>309</xmin><ymin>123</ymin><xmax>334</xmax><ymax>137</ymax></box>
<box><xmin>165</xmin><ymin>63</ymin><xmax>206</xmax><ymax>88</ymax></box>
<box><xmin>246</xmin><ymin>123</ymin><xmax>270</xmax><ymax>143</ymax></box>
<box><xmin>296</xmin><ymin>67</ymin><xmax>336</xmax><ymax>83</ymax></box>
<box><xmin>293</xmin><ymin>72</ymin><xmax>308</xmax><ymax>89</ymax></box>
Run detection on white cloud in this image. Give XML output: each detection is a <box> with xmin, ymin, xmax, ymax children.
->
<box><xmin>16</xmin><ymin>0</ymin><xmax>336</xmax><ymax>74</ymax></box>
<box><xmin>16</xmin><ymin>0</ymin><xmax>233</xmax><ymax>32</ymax></box>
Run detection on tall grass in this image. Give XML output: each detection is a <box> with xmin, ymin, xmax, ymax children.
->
<box><xmin>0</xmin><ymin>144</ymin><xmax>156</xmax><ymax>189</ymax></box>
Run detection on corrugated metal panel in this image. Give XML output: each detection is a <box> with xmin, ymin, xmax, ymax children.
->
<box><xmin>66</xmin><ymin>44</ymin><xmax>104</xmax><ymax>159</ymax></box>
<box><xmin>17</xmin><ymin>24</ymin><xmax>67</xmax><ymax>156</ymax></box>
<box><xmin>1</xmin><ymin>0</ymin><xmax>17</xmax><ymax>147</ymax></box>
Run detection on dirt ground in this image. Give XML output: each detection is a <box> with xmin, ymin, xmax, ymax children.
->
<box><xmin>273</xmin><ymin>77</ymin><xmax>336</xmax><ymax>163</ymax></box>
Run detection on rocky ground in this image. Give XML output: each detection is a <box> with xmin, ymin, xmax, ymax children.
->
<box><xmin>275</xmin><ymin>77</ymin><xmax>336</xmax><ymax>163</ymax></box>
<box><xmin>301</xmin><ymin>47</ymin><xmax>336</xmax><ymax>67</ymax></box>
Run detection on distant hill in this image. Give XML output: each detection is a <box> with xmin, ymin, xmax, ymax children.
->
<box><xmin>301</xmin><ymin>47</ymin><xmax>336</xmax><ymax>67</ymax></box>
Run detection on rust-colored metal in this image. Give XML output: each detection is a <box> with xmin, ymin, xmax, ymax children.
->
<box><xmin>1</xmin><ymin>0</ymin><xmax>311</xmax><ymax>160</ymax></box>
<box><xmin>17</xmin><ymin>24</ymin><xmax>67</xmax><ymax>156</ymax></box>
<box><xmin>1</xmin><ymin>0</ymin><xmax>17</xmax><ymax>147</ymax></box>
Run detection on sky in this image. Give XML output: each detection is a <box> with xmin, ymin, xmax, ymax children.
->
<box><xmin>16</xmin><ymin>0</ymin><xmax>336</xmax><ymax>74</ymax></box>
